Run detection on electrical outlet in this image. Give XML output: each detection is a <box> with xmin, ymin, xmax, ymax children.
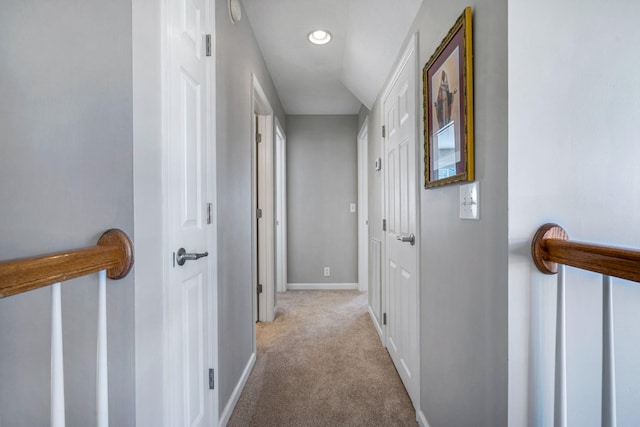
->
<box><xmin>350</xmin><ymin>203</ymin><xmax>356</xmax><ymax>213</ymax></box>
<box><xmin>323</xmin><ymin>267</ymin><xmax>331</xmax><ymax>277</ymax></box>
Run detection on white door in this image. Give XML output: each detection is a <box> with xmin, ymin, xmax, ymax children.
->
<box><xmin>383</xmin><ymin>38</ymin><xmax>419</xmax><ymax>407</ymax></box>
<box><xmin>166</xmin><ymin>0</ymin><xmax>213</xmax><ymax>424</ymax></box>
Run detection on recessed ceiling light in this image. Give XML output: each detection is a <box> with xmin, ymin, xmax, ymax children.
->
<box><xmin>308</xmin><ymin>30</ymin><xmax>332</xmax><ymax>45</ymax></box>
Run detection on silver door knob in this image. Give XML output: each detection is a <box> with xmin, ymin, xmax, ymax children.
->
<box><xmin>396</xmin><ymin>233</ymin><xmax>415</xmax><ymax>245</ymax></box>
<box><xmin>176</xmin><ymin>247</ymin><xmax>209</xmax><ymax>266</ymax></box>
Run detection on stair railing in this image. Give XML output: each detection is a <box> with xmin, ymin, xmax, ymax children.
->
<box><xmin>531</xmin><ymin>223</ymin><xmax>640</xmax><ymax>427</ymax></box>
<box><xmin>0</xmin><ymin>229</ymin><xmax>134</xmax><ymax>427</ymax></box>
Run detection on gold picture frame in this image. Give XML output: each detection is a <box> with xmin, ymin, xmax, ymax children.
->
<box><xmin>423</xmin><ymin>7</ymin><xmax>474</xmax><ymax>188</ymax></box>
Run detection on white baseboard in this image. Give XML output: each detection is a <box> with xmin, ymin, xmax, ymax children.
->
<box><xmin>368</xmin><ymin>305</ymin><xmax>385</xmax><ymax>345</ymax></box>
<box><xmin>218</xmin><ymin>352</ymin><xmax>256</xmax><ymax>427</ymax></box>
<box><xmin>287</xmin><ymin>283</ymin><xmax>358</xmax><ymax>290</ymax></box>
<box><xmin>417</xmin><ymin>409</ymin><xmax>431</xmax><ymax>427</ymax></box>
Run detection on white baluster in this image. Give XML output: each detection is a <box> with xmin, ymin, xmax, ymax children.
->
<box><xmin>554</xmin><ymin>265</ymin><xmax>567</xmax><ymax>427</ymax></box>
<box><xmin>97</xmin><ymin>270</ymin><xmax>109</xmax><ymax>427</ymax></box>
<box><xmin>602</xmin><ymin>275</ymin><xmax>617</xmax><ymax>427</ymax></box>
<box><xmin>51</xmin><ymin>282</ymin><xmax>66</xmax><ymax>427</ymax></box>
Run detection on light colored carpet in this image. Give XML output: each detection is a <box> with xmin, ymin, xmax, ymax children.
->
<box><xmin>228</xmin><ymin>290</ymin><xmax>417</xmax><ymax>427</ymax></box>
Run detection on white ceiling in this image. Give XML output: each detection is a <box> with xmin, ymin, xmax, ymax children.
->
<box><xmin>242</xmin><ymin>0</ymin><xmax>423</xmax><ymax>115</ymax></box>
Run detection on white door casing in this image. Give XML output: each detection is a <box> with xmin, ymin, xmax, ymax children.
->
<box><xmin>256</xmin><ymin>114</ymin><xmax>268</xmax><ymax>320</ymax></box>
<box><xmin>358</xmin><ymin>119</ymin><xmax>369</xmax><ymax>293</ymax></box>
<box><xmin>165</xmin><ymin>0</ymin><xmax>215</xmax><ymax>424</ymax></box>
<box><xmin>252</xmin><ymin>75</ymin><xmax>276</xmax><ymax>323</ymax></box>
<box><xmin>275</xmin><ymin>119</ymin><xmax>288</xmax><ymax>294</ymax></box>
<box><xmin>382</xmin><ymin>34</ymin><xmax>420</xmax><ymax>409</ymax></box>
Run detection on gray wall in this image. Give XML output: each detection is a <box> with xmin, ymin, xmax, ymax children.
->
<box><xmin>215</xmin><ymin>0</ymin><xmax>286</xmax><ymax>415</ymax></box>
<box><xmin>286</xmin><ymin>115</ymin><xmax>359</xmax><ymax>284</ymax></box>
<box><xmin>508</xmin><ymin>0</ymin><xmax>640</xmax><ymax>425</ymax></box>
<box><xmin>0</xmin><ymin>0</ymin><xmax>134</xmax><ymax>425</ymax></box>
<box><xmin>364</xmin><ymin>1</ymin><xmax>508</xmax><ymax>425</ymax></box>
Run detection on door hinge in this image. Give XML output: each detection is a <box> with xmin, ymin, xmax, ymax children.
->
<box><xmin>207</xmin><ymin>203</ymin><xmax>213</xmax><ymax>224</ymax></box>
<box><xmin>382</xmin><ymin>125</ymin><xmax>386</xmax><ymax>138</ymax></box>
<box><xmin>209</xmin><ymin>368</ymin><xmax>215</xmax><ymax>390</ymax></box>
<box><xmin>382</xmin><ymin>219</ymin><xmax>387</xmax><ymax>231</ymax></box>
<box><xmin>256</xmin><ymin>133</ymin><xmax>262</xmax><ymax>143</ymax></box>
<box><xmin>256</xmin><ymin>208</ymin><xmax>262</xmax><ymax>219</ymax></box>
<box><xmin>383</xmin><ymin>313</ymin><xmax>387</xmax><ymax>325</ymax></box>
<box><xmin>205</xmin><ymin>34</ymin><xmax>212</xmax><ymax>57</ymax></box>
<box><xmin>257</xmin><ymin>284</ymin><xmax>263</xmax><ymax>294</ymax></box>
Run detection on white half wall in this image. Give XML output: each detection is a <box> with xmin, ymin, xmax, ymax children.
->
<box><xmin>509</xmin><ymin>0</ymin><xmax>640</xmax><ymax>425</ymax></box>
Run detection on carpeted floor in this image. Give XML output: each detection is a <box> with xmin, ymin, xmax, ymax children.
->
<box><xmin>228</xmin><ymin>290</ymin><xmax>416</xmax><ymax>427</ymax></box>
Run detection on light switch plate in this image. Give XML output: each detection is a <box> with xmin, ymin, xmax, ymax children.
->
<box><xmin>350</xmin><ymin>203</ymin><xmax>356</xmax><ymax>213</ymax></box>
<box><xmin>460</xmin><ymin>182</ymin><xmax>479</xmax><ymax>220</ymax></box>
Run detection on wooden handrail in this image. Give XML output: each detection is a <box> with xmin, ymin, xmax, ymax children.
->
<box><xmin>531</xmin><ymin>223</ymin><xmax>640</xmax><ymax>282</ymax></box>
<box><xmin>0</xmin><ymin>229</ymin><xmax>134</xmax><ymax>298</ymax></box>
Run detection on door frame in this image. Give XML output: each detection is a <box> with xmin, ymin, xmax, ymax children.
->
<box><xmin>379</xmin><ymin>33</ymin><xmax>421</xmax><ymax>410</ymax></box>
<box><xmin>357</xmin><ymin>118</ymin><xmax>369</xmax><ymax>293</ymax></box>
<box><xmin>251</xmin><ymin>74</ymin><xmax>276</xmax><ymax>323</ymax></box>
<box><xmin>132</xmin><ymin>0</ymin><xmax>218</xmax><ymax>424</ymax></box>
<box><xmin>275</xmin><ymin>118</ymin><xmax>288</xmax><ymax>294</ymax></box>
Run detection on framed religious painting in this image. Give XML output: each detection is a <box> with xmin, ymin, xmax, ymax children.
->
<box><xmin>423</xmin><ymin>7</ymin><xmax>474</xmax><ymax>188</ymax></box>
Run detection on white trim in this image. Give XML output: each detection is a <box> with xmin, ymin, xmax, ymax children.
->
<box><xmin>380</xmin><ymin>34</ymin><xmax>418</xmax><ymax>102</ymax></box>
<box><xmin>368</xmin><ymin>237</ymin><xmax>384</xmax><ymax>345</ymax></box>
<box><xmin>368</xmin><ymin>305</ymin><xmax>384</xmax><ymax>343</ymax></box>
<box><xmin>417</xmin><ymin>410</ymin><xmax>431</xmax><ymax>427</ymax></box>
<box><xmin>208</xmin><ymin>0</ymin><xmax>219</xmax><ymax>421</ymax></box>
<box><xmin>357</xmin><ymin>118</ymin><xmax>369</xmax><ymax>293</ymax></box>
<box><xmin>409</xmin><ymin>32</ymin><xmax>422</xmax><ymax>416</ymax></box>
<box><xmin>160</xmin><ymin>0</ymin><xmax>177</xmax><ymax>423</ymax></box>
<box><xmin>218</xmin><ymin>352</ymin><xmax>256</xmax><ymax>427</ymax></box>
<box><xmin>274</xmin><ymin>118</ymin><xmax>288</xmax><ymax>294</ymax></box>
<box><xmin>287</xmin><ymin>283</ymin><xmax>358</xmax><ymax>290</ymax></box>
<box><xmin>251</xmin><ymin>74</ymin><xmax>276</xmax><ymax>324</ymax></box>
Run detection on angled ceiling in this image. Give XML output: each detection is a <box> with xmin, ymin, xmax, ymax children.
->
<box><xmin>242</xmin><ymin>0</ymin><xmax>423</xmax><ymax>115</ymax></box>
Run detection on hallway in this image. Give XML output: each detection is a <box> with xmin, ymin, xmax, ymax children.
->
<box><xmin>5</xmin><ymin>0</ymin><xmax>640</xmax><ymax>424</ymax></box>
<box><xmin>228</xmin><ymin>291</ymin><xmax>416</xmax><ymax>426</ymax></box>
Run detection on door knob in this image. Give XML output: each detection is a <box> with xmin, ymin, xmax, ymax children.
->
<box><xmin>396</xmin><ymin>233</ymin><xmax>415</xmax><ymax>245</ymax></box>
<box><xmin>176</xmin><ymin>248</ymin><xmax>209</xmax><ymax>266</ymax></box>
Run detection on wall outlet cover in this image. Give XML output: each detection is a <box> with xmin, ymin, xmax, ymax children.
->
<box><xmin>350</xmin><ymin>203</ymin><xmax>356</xmax><ymax>213</ymax></box>
<box><xmin>460</xmin><ymin>181</ymin><xmax>479</xmax><ymax>220</ymax></box>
